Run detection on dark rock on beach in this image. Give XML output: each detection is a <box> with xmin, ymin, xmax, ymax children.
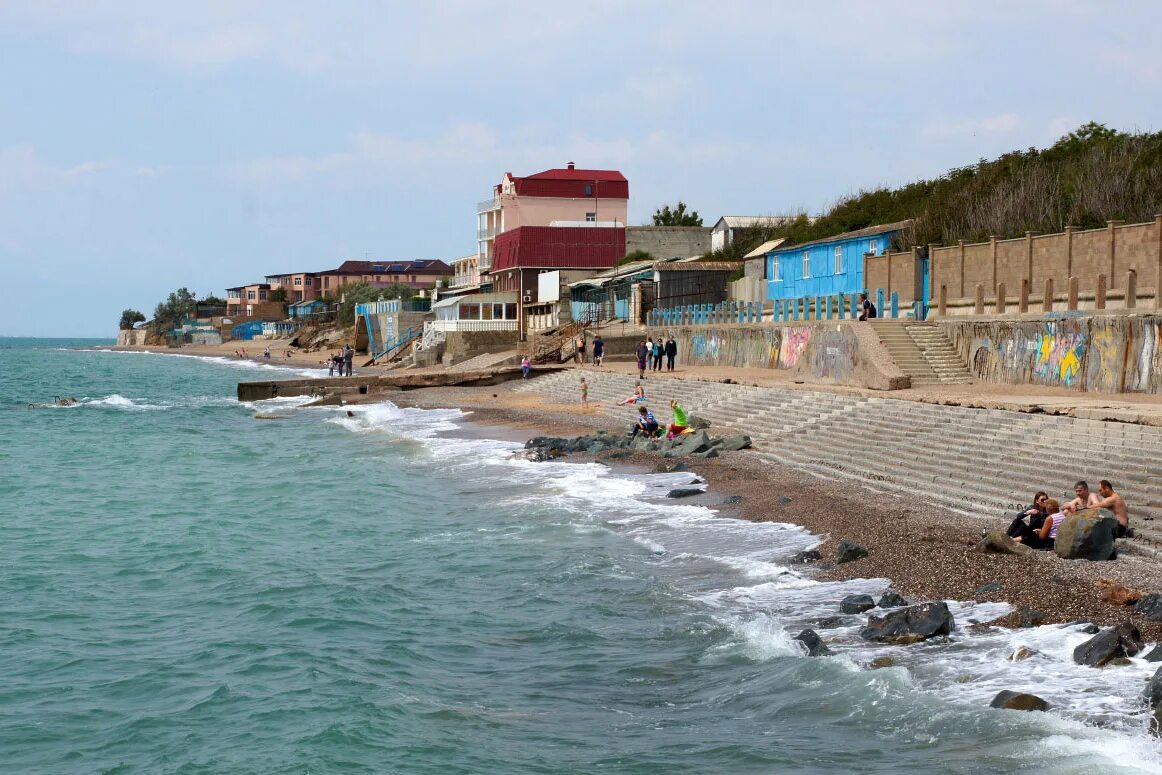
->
<box><xmin>840</xmin><ymin>594</ymin><xmax>876</xmax><ymax>614</ymax></box>
<box><xmin>666</xmin><ymin>487</ymin><xmax>704</xmax><ymax>499</ymax></box>
<box><xmin>860</xmin><ymin>601</ymin><xmax>955</xmax><ymax>644</ymax></box>
<box><xmin>877</xmin><ymin>591</ymin><xmax>908</xmax><ymax>609</ymax></box>
<box><xmin>975</xmin><ymin>531</ymin><xmax>1032</xmax><ymax>556</ymax></box>
<box><xmin>714</xmin><ymin>435</ymin><xmax>752</xmax><ymax>452</ymax></box>
<box><xmin>990</xmin><ymin>690</ymin><xmax>1050</xmax><ymax>712</ymax></box>
<box><xmin>793</xmin><ymin>629</ymin><xmax>833</xmax><ymax>657</ymax></box>
<box><xmin>1072</xmin><ymin>621</ymin><xmax>1143</xmax><ymax>667</ymax></box>
<box><xmin>1054</xmin><ymin>508</ymin><xmax>1118</xmax><ymax>561</ymax></box>
<box><xmin>1017</xmin><ymin>608</ymin><xmax>1045</xmax><ymax>628</ymax></box>
<box><xmin>1144</xmin><ymin>645</ymin><xmax>1162</xmax><ymax>662</ymax></box>
<box><xmin>1145</xmin><ymin>666</ymin><xmax>1162</xmax><ymax>708</ymax></box>
<box><xmin>687</xmin><ymin>415</ymin><xmax>711</xmax><ymax>430</ymax></box>
<box><xmin>835</xmin><ymin>539</ymin><xmax>868</xmax><ymax>564</ymax></box>
<box><xmin>791</xmin><ymin>549</ymin><xmax>822</xmax><ymax>564</ymax></box>
<box><xmin>1135</xmin><ymin>594</ymin><xmax>1162</xmax><ymax>622</ymax></box>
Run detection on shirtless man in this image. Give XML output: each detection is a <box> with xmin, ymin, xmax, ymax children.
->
<box><xmin>1093</xmin><ymin>479</ymin><xmax>1132</xmax><ymax>538</ymax></box>
<box><xmin>1062</xmin><ymin>480</ymin><xmax>1100</xmax><ymax>514</ymax></box>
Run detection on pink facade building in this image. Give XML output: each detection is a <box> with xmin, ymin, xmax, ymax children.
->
<box><xmin>476</xmin><ymin>163</ymin><xmax>629</xmax><ymax>274</ymax></box>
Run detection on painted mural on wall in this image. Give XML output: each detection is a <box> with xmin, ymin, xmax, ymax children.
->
<box><xmin>952</xmin><ymin>315</ymin><xmax>1162</xmax><ymax>394</ymax></box>
<box><xmin>679</xmin><ymin>324</ymin><xmax>861</xmax><ymax>384</ymax></box>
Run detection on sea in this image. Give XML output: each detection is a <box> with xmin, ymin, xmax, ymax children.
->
<box><xmin>2</xmin><ymin>336</ymin><xmax>1162</xmax><ymax>774</ymax></box>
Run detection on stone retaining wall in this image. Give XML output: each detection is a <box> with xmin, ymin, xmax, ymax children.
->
<box><xmin>940</xmin><ymin>313</ymin><xmax>1162</xmax><ymax>393</ymax></box>
<box><xmin>667</xmin><ymin>322</ymin><xmax>908</xmax><ymax>390</ymax></box>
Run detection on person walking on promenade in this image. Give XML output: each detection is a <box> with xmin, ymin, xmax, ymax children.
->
<box><xmin>664</xmin><ymin>336</ymin><xmax>677</xmax><ymax>372</ymax></box>
<box><xmin>580</xmin><ymin>377</ymin><xmax>589</xmax><ymax>408</ymax></box>
<box><xmin>592</xmin><ymin>335</ymin><xmax>604</xmax><ymax>367</ymax></box>
<box><xmin>644</xmin><ymin>337</ymin><xmax>654</xmax><ymax>370</ymax></box>
<box><xmin>636</xmin><ymin>340</ymin><xmax>649</xmax><ymax>379</ymax></box>
<box><xmin>575</xmin><ymin>336</ymin><xmax>586</xmax><ymax>364</ymax></box>
<box><xmin>343</xmin><ymin>344</ymin><xmax>354</xmax><ymax>377</ymax></box>
<box><xmin>521</xmin><ymin>355</ymin><xmax>531</xmax><ymax>379</ymax></box>
<box><xmin>651</xmin><ymin>338</ymin><xmax>662</xmax><ymax>371</ymax></box>
<box><xmin>1093</xmin><ymin>480</ymin><xmax>1132</xmax><ymax>537</ymax></box>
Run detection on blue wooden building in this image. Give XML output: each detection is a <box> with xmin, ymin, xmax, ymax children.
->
<box><xmin>765</xmin><ymin>220</ymin><xmax>911</xmax><ymax>301</ymax></box>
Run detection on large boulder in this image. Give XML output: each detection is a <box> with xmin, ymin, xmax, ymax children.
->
<box><xmin>860</xmin><ymin>601</ymin><xmax>955</xmax><ymax>644</ymax></box>
<box><xmin>687</xmin><ymin>414</ymin><xmax>711</xmax><ymax>430</ymax></box>
<box><xmin>663</xmin><ymin>430</ymin><xmax>712</xmax><ymax>457</ymax></box>
<box><xmin>1145</xmin><ymin>665</ymin><xmax>1162</xmax><ymax>708</ymax></box>
<box><xmin>836</xmin><ymin>539</ymin><xmax>868</xmax><ymax>564</ymax></box>
<box><xmin>975</xmin><ymin>531</ymin><xmax>1032</xmax><ymax>556</ymax></box>
<box><xmin>840</xmin><ymin>594</ymin><xmax>876</xmax><ymax>614</ymax></box>
<box><xmin>1135</xmin><ymin>594</ymin><xmax>1162</xmax><ymax>622</ymax></box>
<box><xmin>1054</xmin><ymin>508</ymin><xmax>1118</xmax><ymax>561</ymax></box>
<box><xmin>990</xmin><ymin>690</ymin><xmax>1050</xmax><ymax>712</ymax></box>
<box><xmin>1072</xmin><ymin>621</ymin><xmax>1143</xmax><ymax>667</ymax></box>
<box><xmin>793</xmin><ymin>629</ymin><xmax>833</xmax><ymax>657</ymax></box>
<box><xmin>877</xmin><ymin>591</ymin><xmax>908</xmax><ymax>609</ymax></box>
<box><xmin>714</xmin><ymin>435</ymin><xmax>752</xmax><ymax>452</ymax></box>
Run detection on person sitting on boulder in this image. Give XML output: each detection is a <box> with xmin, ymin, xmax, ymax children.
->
<box><xmin>1092</xmin><ymin>479</ymin><xmax>1132</xmax><ymax>538</ymax></box>
<box><xmin>1014</xmin><ymin>499</ymin><xmax>1064</xmax><ymax>550</ymax></box>
<box><xmin>618</xmin><ymin>382</ymin><xmax>646</xmax><ymax>406</ymax></box>
<box><xmin>1063</xmin><ymin>480</ymin><xmax>1101</xmax><ymax>514</ymax></box>
<box><xmin>631</xmin><ymin>405</ymin><xmax>659</xmax><ymax>438</ymax></box>
<box><xmin>666</xmin><ymin>399</ymin><xmax>689</xmax><ymax>439</ymax></box>
<box><xmin>1006</xmin><ymin>492</ymin><xmax>1049</xmax><ymax>542</ymax></box>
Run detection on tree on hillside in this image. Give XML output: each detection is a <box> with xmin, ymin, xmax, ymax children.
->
<box><xmin>652</xmin><ymin>201</ymin><xmax>703</xmax><ymax>227</ymax></box>
<box><xmin>269</xmin><ymin>288</ymin><xmax>288</xmax><ymax>303</ymax></box>
<box><xmin>336</xmin><ymin>282</ymin><xmax>416</xmax><ymax>326</ymax></box>
<box><xmin>619</xmin><ymin>250</ymin><xmax>655</xmax><ymax>266</ymax></box>
<box><xmin>119</xmin><ymin>309</ymin><xmax>145</xmax><ymax>330</ymax></box>
<box><xmin>150</xmin><ymin>288</ymin><xmax>197</xmax><ymax>333</ymax></box>
<box><xmin>200</xmin><ymin>295</ymin><xmax>226</xmax><ymax>306</ymax></box>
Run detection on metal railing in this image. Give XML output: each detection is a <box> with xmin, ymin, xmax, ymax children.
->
<box><xmin>476</xmin><ymin>227</ymin><xmax>496</xmax><ymax>239</ymax></box>
<box><xmin>429</xmin><ymin>319</ymin><xmax>518</xmax><ymax>332</ymax></box>
<box><xmin>477</xmin><ymin>196</ymin><xmax>501</xmax><ymax>212</ymax></box>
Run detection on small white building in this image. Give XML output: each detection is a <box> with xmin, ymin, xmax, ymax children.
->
<box><xmin>710</xmin><ymin>215</ymin><xmax>798</xmax><ymax>252</ymax></box>
<box><xmin>430</xmin><ymin>292</ymin><xmax>520</xmax><ymax>332</ymax></box>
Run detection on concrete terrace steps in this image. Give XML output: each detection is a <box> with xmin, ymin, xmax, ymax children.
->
<box><xmin>869</xmin><ymin>321</ymin><xmax>973</xmax><ymax>385</ymax></box>
<box><xmin>517</xmin><ymin>370</ymin><xmax>1162</xmax><ymax>545</ymax></box>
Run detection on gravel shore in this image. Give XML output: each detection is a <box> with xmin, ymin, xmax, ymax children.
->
<box><xmin>387</xmin><ymin>380</ymin><xmax>1162</xmax><ymax>640</ymax></box>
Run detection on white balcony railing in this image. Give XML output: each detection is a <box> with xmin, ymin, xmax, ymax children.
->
<box><xmin>476</xmin><ymin>226</ymin><xmax>496</xmax><ymax>239</ymax></box>
<box><xmin>429</xmin><ymin>319</ymin><xmax>518</xmax><ymax>332</ymax></box>
<box><xmin>477</xmin><ymin>196</ymin><xmax>500</xmax><ymax>212</ymax></box>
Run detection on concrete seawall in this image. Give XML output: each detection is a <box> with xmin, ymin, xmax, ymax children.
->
<box><xmin>237</xmin><ymin>365</ymin><xmax>561</xmax><ymax>402</ymax></box>
<box><xmin>940</xmin><ymin>313</ymin><xmax>1162</xmax><ymax>393</ymax></box>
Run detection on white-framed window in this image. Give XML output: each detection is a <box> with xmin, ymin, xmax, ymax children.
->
<box><xmin>834</xmin><ymin>246</ymin><xmax>843</xmax><ymax>274</ymax></box>
<box><xmin>247</xmin><ymin>290</ymin><xmax>256</xmax><ymax>300</ymax></box>
<box><xmin>868</xmin><ymin>240</ymin><xmax>879</xmax><ymax>256</ymax></box>
<box><xmin>771</xmin><ymin>257</ymin><xmax>781</xmax><ymax>282</ymax></box>
<box><xmin>802</xmin><ymin>251</ymin><xmax>811</xmax><ymax>278</ymax></box>
<box><xmin>585</xmin><ymin>212</ymin><xmax>597</xmax><ymax>222</ymax></box>
<box><xmin>294</xmin><ymin>277</ymin><xmax>302</xmax><ymax>286</ymax></box>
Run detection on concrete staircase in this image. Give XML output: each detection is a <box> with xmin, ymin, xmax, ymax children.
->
<box><xmin>870</xmin><ymin>321</ymin><xmax>972</xmax><ymax>386</ymax></box>
<box><xmin>516</xmin><ymin>370</ymin><xmax>1162</xmax><ymax>548</ymax></box>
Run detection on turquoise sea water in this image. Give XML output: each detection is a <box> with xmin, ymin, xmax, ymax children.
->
<box><xmin>3</xmin><ymin>337</ymin><xmax>1162</xmax><ymax>773</ymax></box>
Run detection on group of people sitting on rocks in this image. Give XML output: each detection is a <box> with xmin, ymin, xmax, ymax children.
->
<box><xmin>630</xmin><ymin>399</ymin><xmax>691</xmax><ymax>440</ymax></box>
<box><xmin>1006</xmin><ymin>480</ymin><xmax>1131</xmax><ymax>550</ymax></box>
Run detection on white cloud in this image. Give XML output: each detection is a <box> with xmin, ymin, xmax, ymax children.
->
<box><xmin>922</xmin><ymin>113</ymin><xmax>1022</xmax><ymax>139</ymax></box>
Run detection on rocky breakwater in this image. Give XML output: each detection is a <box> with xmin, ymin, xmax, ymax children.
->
<box><xmin>521</xmin><ymin>429</ymin><xmax>752</xmax><ymax>463</ymax></box>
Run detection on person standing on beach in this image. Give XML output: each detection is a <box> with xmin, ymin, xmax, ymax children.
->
<box><xmin>651</xmin><ymin>338</ymin><xmax>662</xmax><ymax>371</ymax></box>
<box><xmin>263</xmin><ymin>345</ymin><xmax>271</xmax><ymax>359</ymax></box>
<box><xmin>521</xmin><ymin>355</ymin><xmax>531</xmax><ymax>379</ymax></box>
<box><xmin>664</xmin><ymin>336</ymin><xmax>677</xmax><ymax>372</ymax></box>
<box><xmin>343</xmin><ymin>344</ymin><xmax>354</xmax><ymax>376</ymax></box>
<box><xmin>645</xmin><ymin>337</ymin><xmax>654</xmax><ymax>371</ymax></box>
<box><xmin>580</xmin><ymin>377</ymin><xmax>589</xmax><ymax>408</ymax></box>
<box><xmin>636</xmin><ymin>341</ymin><xmax>648</xmax><ymax>379</ymax></box>
<box><xmin>592</xmin><ymin>335</ymin><xmax>604</xmax><ymax>367</ymax></box>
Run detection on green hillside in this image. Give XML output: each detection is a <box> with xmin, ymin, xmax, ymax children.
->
<box><xmin>707</xmin><ymin>122</ymin><xmax>1162</xmax><ymax>260</ymax></box>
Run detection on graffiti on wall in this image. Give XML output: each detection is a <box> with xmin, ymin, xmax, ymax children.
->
<box><xmin>690</xmin><ymin>333</ymin><xmax>721</xmax><ymax>364</ymax></box>
<box><xmin>778</xmin><ymin>327</ymin><xmax>812</xmax><ymax>369</ymax></box>
<box><xmin>955</xmin><ymin>316</ymin><xmax>1162</xmax><ymax>394</ymax></box>
<box><xmin>1034</xmin><ymin>328</ymin><xmax>1085</xmax><ymax>386</ymax></box>
<box><xmin>810</xmin><ymin>328</ymin><xmax>857</xmax><ymax>381</ymax></box>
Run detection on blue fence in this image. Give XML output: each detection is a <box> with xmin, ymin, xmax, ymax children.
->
<box><xmin>648</xmin><ymin>289</ymin><xmax>928</xmax><ymax>327</ymax></box>
<box><xmin>231</xmin><ymin>320</ymin><xmax>266</xmax><ymax>340</ymax></box>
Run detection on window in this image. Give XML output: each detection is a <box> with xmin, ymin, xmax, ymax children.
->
<box><xmin>585</xmin><ymin>212</ymin><xmax>597</xmax><ymax>222</ymax></box>
<box><xmin>584</xmin><ymin>184</ymin><xmax>593</xmax><ymax>197</ymax></box>
<box><xmin>505</xmin><ymin>303</ymin><xmax>517</xmax><ymax>320</ymax></box>
<box><xmin>305</xmin><ymin>277</ymin><xmax>313</xmax><ymax>286</ymax></box>
<box><xmin>802</xmin><ymin>251</ymin><xmax>811</xmax><ymax>278</ymax></box>
<box><xmin>259</xmin><ymin>290</ymin><xmax>268</xmax><ymax>300</ymax></box>
<box><xmin>493</xmin><ymin>303</ymin><xmax>505</xmax><ymax>320</ymax></box>
<box><xmin>247</xmin><ymin>290</ymin><xmax>256</xmax><ymax>300</ymax></box>
<box><xmin>771</xmin><ymin>257</ymin><xmax>781</xmax><ymax>282</ymax></box>
<box><xmin>462</xmin><ymin>303</ymin><xmax>480</xmax><ymax>319</ymax></box>
<box><xmin>834</xmin><ymin>246</ymin><xmax>843</xmax><ymax>274</ymax></box>
<box><xmin>868</xmin><ymin>240</ymin><xmax>878</xmax><ymax>256</ymax></box>
<box><xmin>294</xmin><ymin>277</ymin><xmax>302</xmax><ymax>286</ymax></box>
<box><xmin>482</xmin><ymin>304</ymin><xmax>493</xmax><ymax>320</ymax></box>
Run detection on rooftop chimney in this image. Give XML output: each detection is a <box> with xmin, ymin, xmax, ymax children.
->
<box><xmin>567</xmin><ymin>161</ymin><xmax>575</xmax><ymax>170</ymax></box>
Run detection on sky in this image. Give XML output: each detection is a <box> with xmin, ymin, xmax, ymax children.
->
<box><xmin>3</xmin><ymin>1</ymin><xmax>1162</xmax><ymax>337</ymax></box>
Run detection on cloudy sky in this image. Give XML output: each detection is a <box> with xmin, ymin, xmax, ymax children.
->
<box><xmin>3</xmin><ymin>1</ymin><xmax>1161</xmax><ymax>336</ymax></box>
